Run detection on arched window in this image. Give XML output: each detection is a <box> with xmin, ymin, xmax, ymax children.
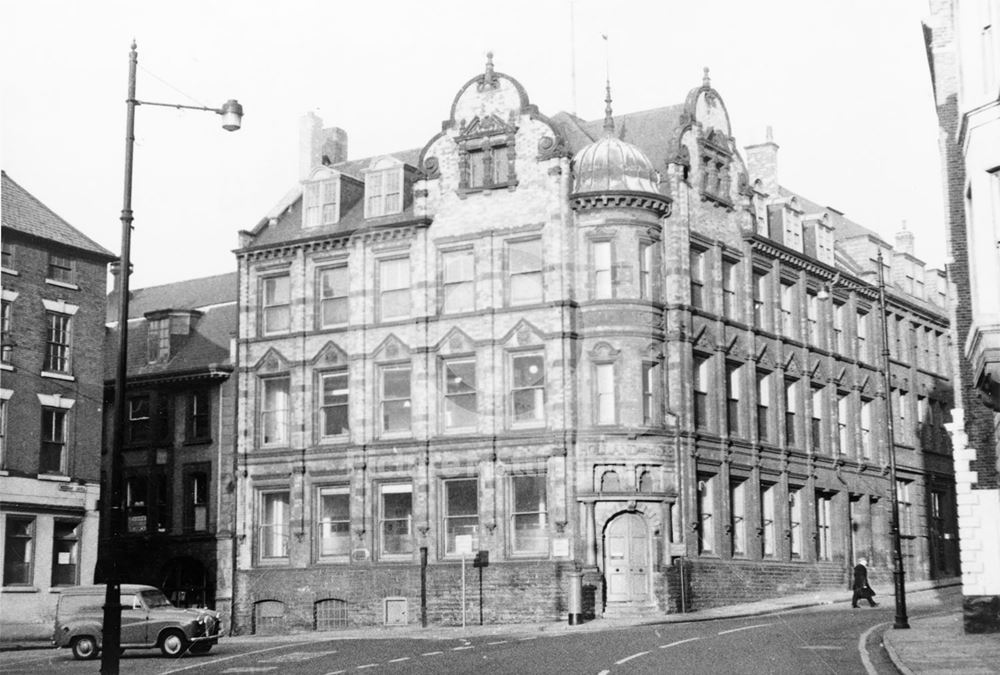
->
<box><xmin>600</xmin><ymin>470</ymin><xmax>621</xmax><ymax>492</ymax></box>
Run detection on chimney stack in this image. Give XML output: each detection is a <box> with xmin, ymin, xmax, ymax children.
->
<box><xmin>894</xmin><ymin>220</ymin><xmax>915</xmax><ymax>255</ymax></box>
<box><xmin>744</xmin><ymin>126</ymin><xmax>779</xmax><ymax>195</ymax></box>
<box><xmin>299</xmin><ymin>112</ymin><xmax>348</xmax><ymax>179</ymax></box>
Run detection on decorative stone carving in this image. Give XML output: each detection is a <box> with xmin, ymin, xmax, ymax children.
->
<box><xmin>537</xmin><ymin>134</ymin><xmax>568</xmax><ymax>161</ymax></box>
<box><xmin>423</xmin><ymin>156</ymin><xmax>440</xmax><ymax>180</ymax></box>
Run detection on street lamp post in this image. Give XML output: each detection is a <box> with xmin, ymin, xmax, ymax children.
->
<box><xmin>820</xmin><ymin>249</ymin><xmax>909</xmax><ymax>630</ymax></box>
<box><xmin>101</xmin><ymin>41</ymin><xmax>242</xmax><ymax>675</ymax></box>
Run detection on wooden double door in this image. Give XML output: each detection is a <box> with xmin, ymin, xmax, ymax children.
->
<box><xmin>604</xmin><ymin>512</ymin><xmax>650</xmax><ymax>604</ymax></box>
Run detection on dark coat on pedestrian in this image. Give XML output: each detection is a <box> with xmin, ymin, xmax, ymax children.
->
<box><xmin>851</xmin><ymin>561</ymin><xmax>877</xmax><ymax>607</ymax></box>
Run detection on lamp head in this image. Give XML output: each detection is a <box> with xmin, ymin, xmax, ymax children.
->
<box><xmin>220</xmin><ymin>99</ymin><xmax>244</xmax><ymax>131</ymax></box>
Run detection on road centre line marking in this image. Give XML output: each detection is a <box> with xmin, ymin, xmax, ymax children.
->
<box><xmin>452</xmin><ymin>645</ymin><xmax>474</xmax><ymax>650</ymax></box>
<box><xmin>659</xmin><ymin>637</ymin><xmax>703</xmax><ymax>649</ymax></box>
<box><xmin>357</xmin><ymin>665</ymin><xmax>377</xmax><ymax>670</ymax></box>
<box><xmin>802</xmin><ymin>645</ymin><xmax>842</xmax><ymax>650</ymax></box>
<box><xmin>615</xmin><ymin>651</ymin><xmax>650</xmax><ymax>665</ymax></box>
<box><xmin>487</xmin><ymin>640</ymin><xmax>508</xmax><ymax>645</ymax></box>
<box><xmin>718</xmin><ymin>622</ymin><xmax>775</xmax><ymax>635</ymax></box>
<box><xmin>322</xmin><ymin>671</ymin><xmax>345</xmax><ymax>675</ymax></box>
<box><xmin>519</xmin><ymin>636</ymin><xmax>537</xmax><ymax>641</ymax></box>
<box><xmin>598</xmin><ymin>671</ymin><xmax>611</xmax><ymax>675</ymax></box>
<box><xmin>859</xmin><ymin>621</ymin><xmax>890</xmax><ymax>675</ymax></box>
<box><xmin>422</xmin><ymin>650</ymin><xmax>443</xmax><ymax>656</ymax></box>
<box><xmin>389</xmin><ymin>656</ymin><xmax>410</xmax><ymax>662</ymax></box>
<box><xmin>162</xmin><ymin>642</ymin><xmax>313</xmax><ymax>675</ymax></box>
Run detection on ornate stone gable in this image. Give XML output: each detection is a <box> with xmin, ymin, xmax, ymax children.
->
<box><xmin>500</xmin><ymin>318</ymin><xmax>545</xmax><ymax>349</ymax></box>
<box><xmin>254</xmin><ymin>347</ymin><xmax>291</xmax><ymax>374</ymax></box>
<box><xmin>311</xmin><ymin>340</ymin><xmax>348</xmax><ymax>367</ymax></box>
<box><xmin>372</xmin><ymin>334</ymin><xmax>411</xmax><ymax>362</ymax></box>
<box><xmin>435</xmin><ymin>326</ymin><xmax>476</xmax><ymax>356</ymax></box>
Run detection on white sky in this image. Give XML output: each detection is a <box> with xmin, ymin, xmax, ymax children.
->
<box><xmin>1</xmin><ymin>0</ymin><xmax>945</xmax><ymax>290</ymax></box>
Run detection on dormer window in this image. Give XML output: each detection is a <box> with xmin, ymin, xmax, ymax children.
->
<box><xmin>781</xmin><ymin>198</ymin><xmax>803</xmax><ymax>253</ymax></box>
<box><xmin>302</xmin><ymin>168</ymin><xmax>340</xmax><ymax>228</ymax></box>
<box><xmin>456</xmin><ymin>114</ymin><xmax>517</xmax><ymax>193</ymax></box>
<box><xmin>147</xmin><ymin>318</ymin><xmax>170</xmax><ymax>363</ymax></box>
<box><xmin>698</xmin><ymin>128</ymin><xmax>732</xmax><ymax>207</ymax></box>
<box><xmin>364</xmin><ymin>157</ymin><xmax>403</xmax><ymax>218</ymax></box>
<box><xmin>467</xmin><ymin>144</ymin><xmax>510</xmax><ymax>188</ymax></box>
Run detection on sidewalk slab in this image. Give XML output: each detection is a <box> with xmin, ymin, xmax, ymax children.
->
<box><xmin>884</xmin><ymin>612</ymin><xmax>1000</xmax><ymax>675</ymax></box>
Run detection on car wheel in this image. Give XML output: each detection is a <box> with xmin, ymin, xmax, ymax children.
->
<box><xmin>159</xmin><ymin>629</ymin><xmax>188</xmax><ymax>657</ymax></box>
<box><xmin>189</xmin><ymin>642</ymin><xmax>213</xmax><ymax>655</ymax></box>
<box><xmin>71</xmin><ymin>635</ymin><xmax>98</xmax><ymax>660</ymax></box>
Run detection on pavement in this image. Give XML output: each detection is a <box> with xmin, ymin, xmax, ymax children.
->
<box><xmin>6</xmin><ymin>576</ymin><xmax>999</xmax><ymax>674</ymax></box>
<box><xmin>883</xmin><ymin>608</ymin><xmax>1000</xmax><ymax>675</ymax></box>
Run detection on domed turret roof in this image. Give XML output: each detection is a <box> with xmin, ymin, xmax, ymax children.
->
<box><xmin>572</xmin><ymin>84</ymin><xmax>661</xmax><ymax>195</ymax></box>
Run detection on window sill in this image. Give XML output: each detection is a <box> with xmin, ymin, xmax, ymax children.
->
<box><xmin>1</xmin><ymin>586</ymin><xmax>39</xmax><ymax>593</ymax></box>
<box><xmin>1</xmin><ymin>267</ymin><xmax>18</xmax><ymax>276</ymax></box>
<box><xmin>315</xmin><ymin>557</ymin><xmax>351</xmax><ymax>565</ymax></box>
<box><xmin>45</xmin><ymin>279</ymin><xmax>80</xmax><ymax>291</ymax></box>
<box><xmin>255</xmin><ymin>558</ymin><xmax>291</xmax><ymax>567</ymax></box>
<box><xmin>37</xmin><ymin>473</ymin><xmax>70</xmax><ymax>482</ymax></box>
<box><xmin>378</xmin><ymin>431</ymin><xmax>413</xmax><ymax>441</ymax></box>
<box><xmin>0</xmin><ymin>363</ymin><xmax>12</xmax><ymax>372</ymax></box>
<box><xmin>509</xmin><ymin>421</ymin><xmax>546</xmax><ymax>431</ymax></box>
<box><xmin>457</xmin><ymin>180</ymin><xmax>519</xmax><ymax>198</ymax></box>
<box><xmin>317</xmin><ymin>437</ymin><xmax>350</xmax><ymax>446</ymax></box>
<box><xmin>442</xmin><ymin>427</ymin><xmax>478</xmax><ymax>435</ymax></box>
<box><xmin>41</xmin><ymin>371</ymin><xmax>75</xmax><ymax>381</ymax></box>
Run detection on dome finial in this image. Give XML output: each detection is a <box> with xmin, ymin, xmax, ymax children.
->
<box><xmin>703</xmin><ymin>66</ymin><xmax>711</xmax><ymax>88</ymax></box>
<box><xmin>604</xmin><ymin>79</ymin><xmax>615</xmax><ymax>134</ymax></box>
<box><xmin>602</xmin><ymin>33</ymin><xmax>614</xmax><ymax>134</ymax></box>
<box><xmin>485</xmin><ymin>51</ymin><xmax>495</xmax><ymax>80</ymax></box>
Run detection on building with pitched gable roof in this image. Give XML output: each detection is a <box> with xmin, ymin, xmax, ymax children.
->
<box><xmin>0</xmin><ymin>171</ymin><xmax>116</xmax><ymax>641</ymax></box>
<box><xmin>101</xmin><ymin>271</ymin><xmax>237</xmax><ymax>617</ymax></box>
<box><xmin>230</xmin><ymin>57</ymin><xmax>958</xmax><ymax>632</ymax></box>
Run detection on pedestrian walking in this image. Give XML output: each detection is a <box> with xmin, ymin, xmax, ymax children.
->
<box><xmin>851</xmin><ymin>558</ymin><xmax>878</xmax><ymax>608</ymax></box>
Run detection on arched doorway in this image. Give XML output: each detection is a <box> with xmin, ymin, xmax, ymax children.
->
<box><xmin>604</xmin><ymin>512</ymin><xmax>650</xmax><ymax>605</ymax></box>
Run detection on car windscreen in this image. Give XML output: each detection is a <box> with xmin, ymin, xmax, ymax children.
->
<box><xmin>140</xmin><ymin>589</ymin><xmax>173</xmax><ymax>608</ymax></box>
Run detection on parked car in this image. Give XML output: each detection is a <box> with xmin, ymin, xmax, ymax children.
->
<box><xmin>53</xmin><ymin>584</ymin><xmax>222</xmax><ymax>660</ymax></box>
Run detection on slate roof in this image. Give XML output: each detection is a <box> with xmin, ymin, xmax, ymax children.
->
<box><xmin>779</xmin><ymin>186</ymin><xmax>888</xmax><ymax>246</ymax></box>
<box><xmin>111</xmin><ymin>271</ymin><xmax>238</xmax><ymax>322</ymax></box>
<box><xmin>246</xmin><ymin>105</ymin><xmax>692</xmax><ymax>249</ymax></box>
<box><xmin>1</xmin><ymin>171</ymin><xmax>115</xmax><ymax>259</ymax></box>
<box><xmin>105</xmin><ymin>272</ymin><xmax>237</xmax><ymax>381</ymax></box>
<box><xmin>245</xmin><ymin>148</ymin><xmax>424</xmax><ymax>249</ymax></box>
<box><xmin>550</xmin><ymin>104</ymin><xmax>687</xmax><ymax>173</ymax></box>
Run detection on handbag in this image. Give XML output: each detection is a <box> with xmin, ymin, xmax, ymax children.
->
<box><xmin>865</xmin><ymin>586</ymin><xmax>876</xmax><ymax>599</ymax></box>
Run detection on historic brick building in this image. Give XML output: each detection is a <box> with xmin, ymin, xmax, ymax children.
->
<box><xmin>925</xmin><ymin>0</ymin><xmax>1000</xmax><ymax>633</ymax></box>
<box><xmin>101</xmin><ymin>272</ymin><xmax>237</xmax><ymax>617</ymax></box>
<box><xmin>230</xmin><ymin>57</ymin><xmax>958</xmax><ymax>632</ymax></box>
<box><xmin>0</xmin><ymin>171</ymin><xmax>115</xmax><ymax>641</ymax></box>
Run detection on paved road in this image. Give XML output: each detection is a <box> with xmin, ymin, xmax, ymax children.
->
<box><xmin>0</xmin><ymin>587</ymin><xmax>958</xmax><ymax>675</ymax></box>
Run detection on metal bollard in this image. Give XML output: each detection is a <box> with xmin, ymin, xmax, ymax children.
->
<box><xmin>567</xmin><ymin>571</ymin><xmax>583</xmax><ymax>625</ymax></box>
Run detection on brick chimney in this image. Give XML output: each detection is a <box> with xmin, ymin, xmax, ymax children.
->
<box><xmin>894</xmin><ymin>220</ymin><xmax>915</xmax><ymax>255</ymax></box>
<box><xmin>744</xmin><ymin>126</ymin><xmax>779</xmax><ymax>195</ymax></box>
<box><xmin>299</xmin><ymin>112</ymin><xmax>348</xmax><ymax>179</ymax></box>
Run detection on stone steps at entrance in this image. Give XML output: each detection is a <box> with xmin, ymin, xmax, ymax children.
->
<box><xmin>601</xmin><ymin>602</ymin><xmax>662</xmax><ymax>620</ymax></box>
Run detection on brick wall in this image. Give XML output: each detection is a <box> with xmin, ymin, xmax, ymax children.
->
<box><xmin>1</xmin><ymin>233</ymin><xmax>108</xmax><ymax>480</ymax></box>
<box><xmin>679</xmin><ymin>558</ymin><xmax>846</xmax><ymax>610</ymax></box>
<box><xmin>233</xmin><ymin>560</ymin><xmax>582</xmax><ymax>634</ymax></box>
